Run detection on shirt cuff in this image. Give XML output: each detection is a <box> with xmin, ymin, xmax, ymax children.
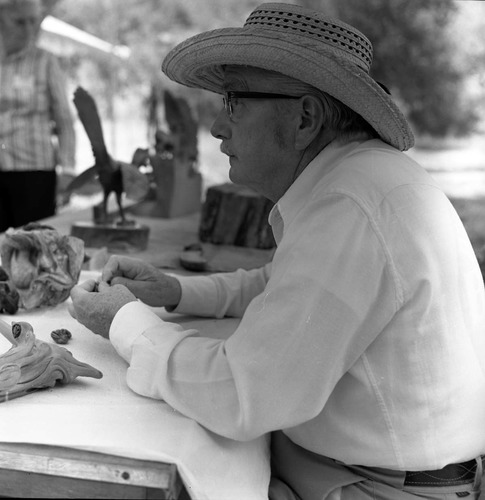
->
<box><xmin>110</xmin><ymin>301</ymin><xmax>164</xmax><ymax>362</ymax></box>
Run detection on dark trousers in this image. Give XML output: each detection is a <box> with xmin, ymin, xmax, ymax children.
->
<box><xmin>269</xmin><ymin>431</ymin><xmax>483</xmax><ymax>499</ymax></box>
<box><xmin>0</xmin><ymin>171</ymin><xmax>57</xmax><ymax>233</ymax></box>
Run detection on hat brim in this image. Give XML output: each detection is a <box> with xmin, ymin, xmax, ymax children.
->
<box><xmin>162</xmin><ymin>27</ymin><xmax>414</xmax><ymax>151</ymax></box>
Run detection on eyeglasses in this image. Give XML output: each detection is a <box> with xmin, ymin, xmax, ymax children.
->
<box><xmin>222</xmin><ymin>91</ymin><xmax>301</xmax><ymax>118</ymax></box>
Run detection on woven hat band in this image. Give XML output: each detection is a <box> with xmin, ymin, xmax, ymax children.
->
<box><xmin>244</xmin><ymin>4</ymin><xmax>373</xmax><ymax>72</ymax></box>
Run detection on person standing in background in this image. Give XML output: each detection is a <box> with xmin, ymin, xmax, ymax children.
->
<box><xmin>0</xmin><ymin>0</ymin><xmax>76</xmax><ymax>233</ymax></box>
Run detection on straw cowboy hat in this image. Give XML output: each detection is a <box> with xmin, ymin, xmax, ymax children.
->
<box><xmin>162</xmin><ymin>2</ymin><xmax>414</xmax><ymax>151</ymax></box>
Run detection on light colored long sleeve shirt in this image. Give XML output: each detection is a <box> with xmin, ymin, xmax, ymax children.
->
<box><xmin>0</xmin><ymin>45</ymin><xmax>76</xmax><ymax>173</ymax></box>
<box><xmin>110</xmin><ymin>139</ymin><xmax>485</xmax><ymax>471</ymax></box>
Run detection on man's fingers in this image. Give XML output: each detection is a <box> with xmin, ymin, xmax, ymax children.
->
<box><xmin>70</xmin><ymin>279</ymin><xmax>99</xmax><ymax>305</ymax></box>
<box><xmin>101</xmin><ymin>258</ymin><xmax>121</xmax><ymax>283</ymax></box>
<box><xmin>102</xmin><ymin>256</ymin><xmax>139</xmax><ymax>283</ymax></box>
<box><xmin>110</xmin><ymin>276</ymin><xmax>129</xmax><ymax>287</ymax></box>
<box><xmin>97</xmin><ymin>280</ymin><xmax>111</xmax><ymax>292</ymax></box>
<box><xmin>67</xmin><ymin>301</ymin><xmax>77</xmax><ymax>319</ymax></box>
<box><xmin>70</xmin><ymin>286</ymin><xmax>84</xmax><ymax>301</ymax></box>
<box><xmin>109</xmin><ymin>277</ymin><xmax>143</xmax><ymax>297</ymax></box>
<box><xmin>75</xmin><ymin>279</ymin><xmax>98</xmax><ymax>292</ymax></box>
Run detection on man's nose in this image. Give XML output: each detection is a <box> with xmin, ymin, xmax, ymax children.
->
<box><xmin>210</xmin><ymin>108</ymin><xmax>231</xmax><ymax>140</ymax></box>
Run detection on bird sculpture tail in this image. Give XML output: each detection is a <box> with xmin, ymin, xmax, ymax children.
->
<box><xmin>73</xmin><ymin>86</ymin><xmax>110</xmax><ymax>164</ymax></box>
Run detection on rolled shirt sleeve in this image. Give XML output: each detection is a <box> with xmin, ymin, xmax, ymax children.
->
<box><xmin>174</xmin><ymin>264</ymin><xmax>271</xmax><ymax>318</ymax></box>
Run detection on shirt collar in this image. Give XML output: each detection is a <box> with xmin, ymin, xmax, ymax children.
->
<box><xmin>269</xmin><ymin>139</ymin><xmax>370</xmax><ymax>243</ymax></box>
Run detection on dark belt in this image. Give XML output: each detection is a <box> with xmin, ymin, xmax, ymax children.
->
<box><xmin>404</xmin><ymin>456</ymin><xmax>484</xmax><ymax>487</ymax></box>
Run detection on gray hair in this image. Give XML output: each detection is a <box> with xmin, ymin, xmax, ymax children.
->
<box><xmin>265</xmin><ymin>71</ymin><xmax>379</xmax><ymax>142</ymax></box>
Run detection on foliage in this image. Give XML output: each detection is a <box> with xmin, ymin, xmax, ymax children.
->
<box><xmin>51</xmin><ymin>0</ymin><xmax>484</xmax><ymax>138</ymax></box>
<box><xmin>53</xmin><ymin>0</ymin><xmax>258</xmax><ymax>86</ymax></box>
<box><xmin>332</xmin><ymin>0</ymin><xmax>480</xmax><ymax>137</ymax></box>
<box><xmin>52</xmin><ymin>0</ymin><xmax>260</xmax><ymax>129</ymax></box>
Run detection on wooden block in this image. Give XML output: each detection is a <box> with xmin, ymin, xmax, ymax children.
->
<box><xmin>71</xmin><ymin>222</ymin><xmax>150</xmax><ymax>252</ymax></box>
<box><xmin>199</xmin><ymin>183</ymin><xmax>275</xmax><ymax>249</ymax></box>
<box><xmin>129</xmin><ymin>157</ymin><xmax>202</xmax><ymax>219</ymax></box>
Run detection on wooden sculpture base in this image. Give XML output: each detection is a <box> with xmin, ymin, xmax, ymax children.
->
<box><xmin>71</xmin><ymin>222</ymin><xmax>150</xmax><ymax>252</ymax></box>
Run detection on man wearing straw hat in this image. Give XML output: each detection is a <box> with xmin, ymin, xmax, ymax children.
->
<box><xmin>69</xmin><ymin>3</ymin><xmax>485</xmax><ymax>498</ymax></box>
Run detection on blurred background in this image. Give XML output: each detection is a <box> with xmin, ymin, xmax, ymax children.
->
<box><xmin>39</xmin><ymin>0</ymin><xmax>485</xmax><ymax>248</ymax></box>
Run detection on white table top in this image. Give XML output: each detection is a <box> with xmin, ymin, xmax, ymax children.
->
<box><xmin>0</xmin><ymin>271</ymin><xmax>270</xmax><ymax>500</ymax></box>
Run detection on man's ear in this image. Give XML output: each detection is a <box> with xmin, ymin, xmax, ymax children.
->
<box><xmin>294</xmin><ymin>94</ymin><xmax>325</xmax><ymax>151</ymax></box>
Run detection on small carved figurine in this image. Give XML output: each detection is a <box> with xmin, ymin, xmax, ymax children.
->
<box><xmin>130</xmin><ymin>89</ymin><xmax>202</xmax><ymax>219</ymax></box>
<box><xmin>0</xmin><ymin>223</ymin><xmax>84</xmax><ymax>310</ymax></box>
<box><xmin>0</xmin><ymin>318</ymin><xmax>102</xmax><ymax>402</ymax></box>
<box><xmin>66</xmin><ymin>86</ymin><xmax>149</xmax><ymax>225</ymax></box>
<box><xmin>140</xmin><ymin>88</ymin><xmax>198</xmax><ymax>174</ymax></box>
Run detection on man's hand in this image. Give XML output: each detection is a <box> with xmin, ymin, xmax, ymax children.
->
<box><xmin>101</xmin><ymin>256</ymin><xmax>182</xmax><ymax>308</ymax></box>
<box><xmin>68</xmin><ymin>279</ymin><xmax>136</xmax><ymax>338</ymax></box>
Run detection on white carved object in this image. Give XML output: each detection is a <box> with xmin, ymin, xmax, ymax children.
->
<box><xmin>0</xmin><ymin>318</ymin><xmax>102</xmax><ymax>402</ymax></box>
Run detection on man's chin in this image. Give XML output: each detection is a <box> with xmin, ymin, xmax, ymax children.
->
<box><xmin>228</xmin><ymin>167</ymin><xmax>244</xmax><ymax>185</ymax></box>
<box><xmin>228</xmin><ymin>160</ymin><xmax>238</xmax><ymax>181</ymax></box>
<box><xmin>228</xmin><ymin>172</ymin><xmax>252</xmax><ymax>192</ymax></box>
<box><xmin>228</xmin><ymin>160</ymin><xmax>255</xmax><ymax>190</ymax></box>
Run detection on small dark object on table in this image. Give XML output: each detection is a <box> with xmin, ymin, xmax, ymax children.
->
<box><xmin>51</xmin><ymin>328</ymin><xmax>72</xmax><ymax>345</ymax></box>
<box><xmin>180</xmin><ymin>243</ymin><xmax>208</xmax><ymax>272</ymax></box>
<box><xmin>0</xmin><ymin>266</ymin><xmax>20</xmax><ymax>314</ymax></box>
<box><xmin>0</xmin><ymin>282</ymin><xmax>20</xmax><ymax>315</ymax></box>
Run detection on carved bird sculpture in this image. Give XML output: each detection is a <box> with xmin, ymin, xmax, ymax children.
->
<box><xmin>162</xmin><ymin>89</ymin><xmax>198</xmax><ymax>172</ymax></box>
<box><xmin>66</xmin><ymin>86</ymin><xmax>149</xmax><ymax>225</ymax></box>
<box><xmin>0</xmin><ymin>318</ymin><xmax>102</xmax><ymax>402</ymax></box>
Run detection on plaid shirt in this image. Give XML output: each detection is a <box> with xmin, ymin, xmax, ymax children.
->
<box><xmin>0</xmin><ymin>45</ymin><xmax>75</xmax><ymax>173</ymax></box>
